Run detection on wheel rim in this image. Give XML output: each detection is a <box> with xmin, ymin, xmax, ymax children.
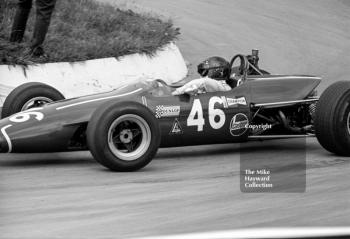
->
<box><xmin>107</xmin><ymin>114</ymin><xmax>151</xmax><ymax>161</ymax></box>
<box><xmin>21</xmin><ymin>97</ymin><xmax>53</xmax><ymax>111</ymax></box>
<box><xmin>347</xmin><ymin>111</ymin><xmax>350</xmax><ymax>135</ymax></box>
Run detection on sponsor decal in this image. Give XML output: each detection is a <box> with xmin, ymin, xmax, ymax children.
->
<box><xmin>230</xmin><ymin>113</ymin><xmax>249</xmax><ymax>136</ymax></box>
<box><xmin>155</xmin><ymin>105</ymin><xmax>180</xmax><ymax>119</ymax></box>
<box><xmin>170</xmin><ymin>118</ymin><xmax>183</xmax><ymax>135</ymax></box>
<box><xmin>226</xmin><ymin>97</ymin><xmax>247</xmax><ymax>107</ymax></box>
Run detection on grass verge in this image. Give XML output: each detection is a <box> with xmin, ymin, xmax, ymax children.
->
<box><xmin>0</xmin><ymin>0</ymin><xmax>180</xmax><ymax>65</ymax></box>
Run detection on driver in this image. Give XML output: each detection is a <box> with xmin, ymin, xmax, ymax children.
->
<box><xmin>172</xmin><ymin>57</ymin><xmax>232</xmax><ymax>95</ymax></box>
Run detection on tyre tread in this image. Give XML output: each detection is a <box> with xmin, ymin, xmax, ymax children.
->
<box><xmin>315</xmin><ymin>81</ymin><xmax>350</xmax><ymax>155</ymax></box>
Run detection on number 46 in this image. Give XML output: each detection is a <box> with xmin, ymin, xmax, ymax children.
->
<box><xmin>187</xmin><ymin>97</ymin><xmax>226</xmax><ymax>131</ymax></box>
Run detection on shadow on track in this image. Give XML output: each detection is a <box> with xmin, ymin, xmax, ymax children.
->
<box><xmin>0</xmin><ymin>152</ymin><xmax>94</xmax><ymax>168</ymax></box>
<box><xmin>0</xmin><ymin>140</ymin><xmax>346</xmax><ymax>169</ymax></box>
<box><xmin>157</xmin><ymin>140</ymin><xmax>322</xmax><ymax>160</ymax></box>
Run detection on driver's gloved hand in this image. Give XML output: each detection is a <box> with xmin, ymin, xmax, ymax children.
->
<box><xmin>228</xmin><ymin>74</ymin><xmax>243</xmax><ymax>88</ymax></box>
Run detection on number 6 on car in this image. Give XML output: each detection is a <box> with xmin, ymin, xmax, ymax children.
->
<box><xmin>9</xmin><ymin>111</ymin><xmax>44</xmax><ymax>123</ymax></box>
<box><xmin>208</xmin><ymin>96</ymin><xmax>226</xmax><ymax>130</ymax></box>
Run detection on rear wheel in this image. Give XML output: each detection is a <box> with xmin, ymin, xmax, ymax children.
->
<box><xmin>1</xmin><ymin>82</ymin><xmax>64</xmax><ymax>118</ymax></box>
<box><xmin>315</xmin><ymin>81</ymin><xmax>350</xmax><ymax>156</ymax></box>
<box><xmin>87</xmin><ymin>101</ymin><xmax>161</xmax><ymax>171</ymax></box>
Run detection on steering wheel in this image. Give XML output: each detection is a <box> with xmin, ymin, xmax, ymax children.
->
<box><xmin>229</xmin><ymin>54</ymin><xmax>249</xmax><ymax>84</ymax></box>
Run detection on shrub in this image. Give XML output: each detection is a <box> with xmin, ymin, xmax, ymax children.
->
<box><xmin>0</xmin><ymin>0</ymin><xmax>180</xmax><ymax>64</ymax></box>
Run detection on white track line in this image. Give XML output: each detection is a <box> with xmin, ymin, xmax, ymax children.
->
<box><xmin>131</xmin><ymin>227</ymin><xmax>350</xmax><ymax>239</ymax></box>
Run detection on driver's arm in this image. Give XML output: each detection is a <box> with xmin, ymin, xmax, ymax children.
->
<box><xmin>172</xmin><ymin>77</ymin><xmax>231</xmax><ymax>95</ymax></box>
<box><xmin>172</xmin><ymin>78</ymin><xmax>207</xmax><ymax>95</ymax></box>
<box><xmin>203</xmin><ymin>78</ymin><xmax>231</xmax><ymax>92</ymax></box>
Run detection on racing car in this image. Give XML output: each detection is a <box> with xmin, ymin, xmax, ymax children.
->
<box><xmin>0</xmin><ymin>50</ymin><xmax>349</xmax><ymax>171</ymax></box>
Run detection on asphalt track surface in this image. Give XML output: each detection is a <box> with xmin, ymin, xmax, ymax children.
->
<box><xmin>1</xmin><ymin>0</ymin><xmax>350</xmax><ymax>238</ymax></box>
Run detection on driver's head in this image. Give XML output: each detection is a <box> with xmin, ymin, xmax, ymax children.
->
<box><xmin>197</xmin><ymin>56</ymin><xmax>230</xmax><ymax>81</ymax></box>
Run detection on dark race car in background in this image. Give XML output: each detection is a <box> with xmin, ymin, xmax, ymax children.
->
<box><xmin>0</xmin><ymin>50</ymin><xmax>349</xmax><ymax>171</ymax></box>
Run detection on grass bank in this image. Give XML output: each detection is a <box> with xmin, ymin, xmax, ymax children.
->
<box><xmin>0</xmin><ymin>0</ymin><xmax>180</xmax><ymax>65</ymax></box>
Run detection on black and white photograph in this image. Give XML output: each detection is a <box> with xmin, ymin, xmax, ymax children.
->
<box><xmin>0</xmin><ymin>0</ymin><xmax>349</xmax><ymax>238</ymax></box>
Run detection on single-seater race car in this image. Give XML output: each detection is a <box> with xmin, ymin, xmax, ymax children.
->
<box><xmin>0</xmin><ymin>50</ymin><xmax>349</xmax><ymax>171</ymax></box>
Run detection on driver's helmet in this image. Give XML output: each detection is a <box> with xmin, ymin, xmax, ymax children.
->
<box><xmin>197</xmin><ymin>56</ymin><xmax>230</xmax><ymax>80</ymax></box>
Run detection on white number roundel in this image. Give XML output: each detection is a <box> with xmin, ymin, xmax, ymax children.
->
<box><xmin>208</xmin><ymin>96</ymin><xmax>226</xmax><ymax>129</ymax></box>
<box><xmin>9</xmin><ymin>112</ymin><xmax>44</xmax><ymax>123</ymax></box>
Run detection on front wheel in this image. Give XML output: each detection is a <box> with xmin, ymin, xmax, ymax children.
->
<box><xmin>1</xmin><ymin>82</ymin><xmax>65</xmax><ymax>118</ymax></box>
<box><xmin>315</xmin><ymin>81</ymin><xmax>350</xmax><ymax>156</ymax></box>
<box><xmin>87</xmin><ymin>101</ymin><xmax>161</xmax><ymax>171</ymax></box>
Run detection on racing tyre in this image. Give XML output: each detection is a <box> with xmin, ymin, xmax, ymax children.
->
<box><xmin>315</xmin><ymin>81</ymin><xmax>350</xmax><ymax>156</ymax></box>
<box><xmin>1</xmin><ymin>82</ymin><xmax>64</xmax><ymax>118</ymax></box>
<box><xmin>87</xmin><ymin>101</ymin><xmax>161</xmax><ymax>172</ymax></box>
